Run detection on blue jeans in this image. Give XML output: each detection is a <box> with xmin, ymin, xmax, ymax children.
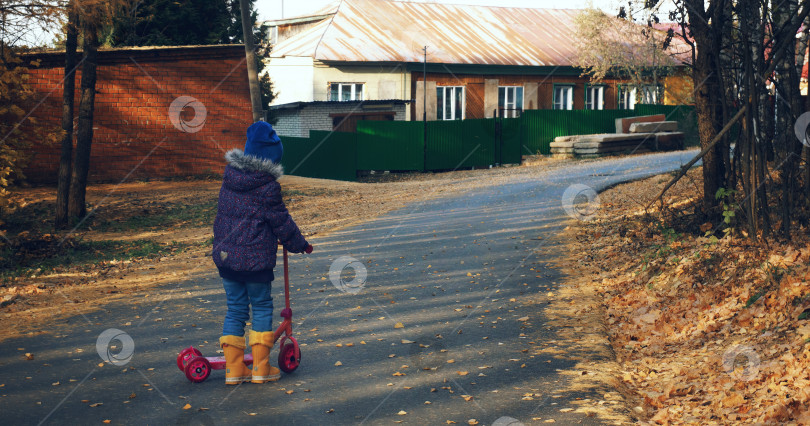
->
<box><xmin>222</xmin><ymin>278</ymin><xmax>274</xmax><ymax>336</ymax></box>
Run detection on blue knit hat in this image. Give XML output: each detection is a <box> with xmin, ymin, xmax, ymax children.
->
<box><xmin>245</xmin><ymin>121</ymin><xmax>283</xmax><ymax>164</ymax></box>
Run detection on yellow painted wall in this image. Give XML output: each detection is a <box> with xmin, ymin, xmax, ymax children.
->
<box><xmin>663</xmin><ymin>73</ymin><xmax>695</xmax><ymax>105</ymax></box>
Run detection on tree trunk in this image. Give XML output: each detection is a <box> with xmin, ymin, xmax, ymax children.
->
<box><xmin>773</xmin><ymin>0</ymin><xmax>802</xmax><ymax>237</ymax></box>
<box><xmin>799</xmin><ymin>22</ymin><xmax>810</xmax><ymax>203</ymax></box>
<box><xmin>55</xmin><ymin>2</ymin><xmax>78</xmax><ymax>229</ymax></box>
<box><xmin>239</xmin><ymin>0</ymin><xmax>263</xmax><ymax>122</ymax></box>
<box><xmin>685</xmin><ymin>0</ymin><xmax>727</xmax><ymax>214</ymax></box>
<box><xmin>67</xmin><ymin>22</ymin><xmax>99</xmax><ymax>220</ymax></box>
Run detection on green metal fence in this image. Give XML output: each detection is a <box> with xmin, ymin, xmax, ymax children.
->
<box><xmin>499</xmin><ymin>117</ymin><xmax>524</xmax><ymax>164</ymax></box>
<box><xmin>425</xmin><ymin>120</ymin><xmax>500</xmax><ymax>170</ymax></box>
<box><xmin>282</xmin><ymin>105</ymin><xmax>698</xmax><ymax>181</ymax></box>
<box><xmin>522</xmin><ymin>109</ymin><xmax>637</xmax><ymax>155</ymax></box>
<box><xmin>282</xmin><ymin>130</ymin><xmax>357</xmax><ymax>181</ymax></box>
<box><xmin>356</xmin><ymin>121</ymin><xmax>424</xmax><ymax>171</ymax></box>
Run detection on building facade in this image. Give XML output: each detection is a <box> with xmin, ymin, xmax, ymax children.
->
<box><xmin>262</xmin><ymin>0</ymin><xmax>690</xmax><ymax>137</ymax></box>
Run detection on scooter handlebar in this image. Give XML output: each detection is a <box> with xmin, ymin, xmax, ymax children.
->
<box><xmin>277</xmin><ymin>242</ymin><xmax>313</xmax><ymax>254</ymax></box>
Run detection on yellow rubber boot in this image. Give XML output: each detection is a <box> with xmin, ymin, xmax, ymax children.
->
<box><xmin>219</xmin><ymin>335</ymin><xmax>251</xmax><ymax>385</ymax></box>
<box><xmin>249</xmin><ymin>330</ymin><xmax>281</xmax><ymax>383</ymax></box>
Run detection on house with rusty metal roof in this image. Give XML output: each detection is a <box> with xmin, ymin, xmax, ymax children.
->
<box><xmin>262</xmin><ymin>0</ymin><xmax>687</xmax><ymax>137</ymax></box>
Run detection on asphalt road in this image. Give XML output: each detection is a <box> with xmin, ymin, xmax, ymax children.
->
<box><xmin>0</xmin><ymin>150</ymin><xmax>698</xmax><ymax>425</ymax></box>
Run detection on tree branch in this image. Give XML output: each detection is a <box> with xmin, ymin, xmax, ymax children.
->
<box><xmin>646</xmin><ymin>105</ymin><xmax>748</xmax><ymax>211</ymax></box>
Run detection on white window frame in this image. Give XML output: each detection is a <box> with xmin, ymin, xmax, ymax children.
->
<box><xmin>329</xmin><ymin>83</ymin><xmax>364</xmax><ymax>101</ymax></box>
<box><xmin>553</xmin><ymin>85</ymin><xmax>574</xmax><ymax>110</ymax></box>
<box><xmin>618</xmin><ymin>86</ymin><xmax>637</xmax><ymax>110</ymax></box>
<box><xmin>585</xmin><ymin>85</ymin><xmax>605</xmax><ymax>110</ymax></box>
<box><xmin>437</xmin><ymin>86</ymin><xmax>466</xmax><ymax>120</ymax></box>
<box><xmin>641</xmin><ymin>85</ymin><xmax>660</xmax><ymax>105</ymax></box>
<box><xmin>498</xmin><ymin>86</ymin><xmax>524</xmax><ymax>118</ymax></box>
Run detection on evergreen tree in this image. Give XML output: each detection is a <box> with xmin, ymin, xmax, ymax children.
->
<box><xmin>107</xmin><ymin>0</ymin><xmax>274</xmax><ymax>109</ymax></box>
<box><xmin>107</xmin><ymin>0</ymin><xmax>231</xmax><ymax>46</ymax></box>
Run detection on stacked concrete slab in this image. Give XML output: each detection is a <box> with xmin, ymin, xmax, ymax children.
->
<box><xmin>550</xmin><ymin>114</ymin><xmax>685</xmax><ymax>158</ymax></box>
<box><xmin>550</xmin><ymin>133</ymin><xmax>655</xmax><ymax>158</ymax></box>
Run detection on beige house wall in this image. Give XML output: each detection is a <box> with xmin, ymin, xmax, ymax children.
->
<box><xmin>312</xmin><ymin>62</ymin><xmax>413</xmax><ymax>119</ymax></box>
<box><xmin>483</xmin><ymin>79</ymin><xmax>499</xmax><ymax>118</ymax></box>
<box><xmin>414</xmin><ymin>81</ymin><xmax>438</xmax><ymax>121</ymax></box>
<box><xmin>265</xmin><ymin>56</ymin><xmax>315</xmax><ymax>106</ymax></box>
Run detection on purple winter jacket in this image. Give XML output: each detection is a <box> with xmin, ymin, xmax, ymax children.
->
<box><xmin>212</xmin><ymin>149</ymin><xmax>308</xmax><ymax>282</ymax></box>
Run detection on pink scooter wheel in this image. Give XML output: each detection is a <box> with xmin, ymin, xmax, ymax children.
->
<box><xmin>177</xmin><ymin>347</ymin><xmax>203</xmax><ymax>371</ymax></box>
<box><xmin>278</xmin><ymin>340</ymin><xmax>301</xmax><ymax>373</ymax></box>
<box><xmin>185</xmin><ymin>357</ymin><xmax>212</xmax><ymax>383</ymax></box>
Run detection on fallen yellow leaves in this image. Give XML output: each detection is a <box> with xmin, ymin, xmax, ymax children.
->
<box><xmin>569</xmin><ymin>169</ymin><xmax>810</xmax><ymax>423</ymax></box>
<box><xmin>722</xmin><ymin>392</ymin><xmax>745</xmax><ymax>408</ymax></box>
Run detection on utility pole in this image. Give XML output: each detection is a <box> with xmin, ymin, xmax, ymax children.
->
<box><xmin>423</xmin><ymin>46</ymin><xmax>428</xmax><ymax>172</ymax></box>
<box><xmin>240</xmin><ymin>0</ymin><xmax>264</xmax><ymax>122</ymax></box>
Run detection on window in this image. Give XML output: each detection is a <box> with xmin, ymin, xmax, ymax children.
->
<box><xmin>618</xmin><ymin>86</ymin><xmax>637</xmax><ymax>110</ymax></box>
<box><xmin>329</xmin><ymin>83</ymin><xmax>364</xmax><ymax>101</ymax></box>
<box><xmin>641</xmin><ymin>85</ymin><xmax>660</xmax><ymax>105</ymax></box>
<box><xmin>498</xmin><ymin>86</ymin><xmax>524</xmax><ymax>118</ymax></box>
<box><xmin>553</xmin><ymin>85</ymin><xmax>574</xmax><ymax>110</ymax></box>
<box><xmin>585</xmin><ymin>85</ymin><xmax>605</xmax><ymax>110</ymax></box>
<box><xmin>437</xmin><ymin>86</ymin><xmax>465</xmax><ymax>120</ymax></box>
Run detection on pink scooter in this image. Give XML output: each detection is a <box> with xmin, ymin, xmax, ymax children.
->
<box><xmin>177</xmin><ymin>246</ymin><xmax>301</xmax><ymax>382</ymax></box>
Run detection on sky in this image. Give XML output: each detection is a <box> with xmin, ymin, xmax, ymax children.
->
<box><xmin>254</xmin><ymin>0</ymin><xmax>678</xmax><ymax>22</ymax></box>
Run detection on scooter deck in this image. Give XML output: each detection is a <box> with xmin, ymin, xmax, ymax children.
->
<box><xmin>205</xmin><ymin>354</ymin><xmax>253</xmax><ymax>370</ymax></box>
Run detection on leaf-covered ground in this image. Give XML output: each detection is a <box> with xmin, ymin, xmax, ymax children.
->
<box><xmin>570</xmin><ymin>168</ymin><xmax>810</xmax><ymax>424</ymax></box>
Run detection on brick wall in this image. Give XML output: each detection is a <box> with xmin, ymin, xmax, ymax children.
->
<box><xmin>22</xmin><ymin>45</ymin><xmax>253</xmax><ymax>183</ymax></box>
<box><xmin>273</xmin><ymin>108</ymin><xmax>306</xmax><ymax>138</ymax></box>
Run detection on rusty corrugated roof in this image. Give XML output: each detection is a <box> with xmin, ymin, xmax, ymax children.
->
<box><xmin>271</xmin><ymin>0</ymin><xmax>587</xmax><ymax>66</ymax></box>
<box><xmin>271</xmin><ymin>0</ymin><xmax>691</xmax><ymax>68</ymax></box>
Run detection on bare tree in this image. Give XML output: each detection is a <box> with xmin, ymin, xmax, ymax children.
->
<box><xmin>55</xmin><ymin>0</ymin><xmax>77</xmax><ymax>228</ymax></box>
<box><xmin>573</xmin><ymin>7</ymin><xmax>679</xmax><ymax>96</ymax></box>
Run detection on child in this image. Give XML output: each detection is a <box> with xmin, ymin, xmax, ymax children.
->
<box><xmin>212</xmin><ymin>121</ymin><xmax>312</xmax><ymax>385</ymax></box>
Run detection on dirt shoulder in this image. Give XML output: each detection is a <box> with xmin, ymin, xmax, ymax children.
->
<box><xmin>569</xmin><ymin>169</ymin><xmax>810</xmax><ymax>424</ymax></box>
<box><xmin>1</xmin><ymin>158</ymin><xmax>574</xmax><ymax>341</ymax></box>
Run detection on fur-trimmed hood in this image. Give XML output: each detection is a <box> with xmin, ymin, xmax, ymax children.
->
<box><xmin>225</xmin><ymin>148</ymin><xmax>283</xmax><ymax>180</ymax></box>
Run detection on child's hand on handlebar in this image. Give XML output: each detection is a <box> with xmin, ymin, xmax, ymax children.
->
<box><xmin>304</xmin><ymin>244</ymin><xmax>313</xmax><ymax>254</ymax></box>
